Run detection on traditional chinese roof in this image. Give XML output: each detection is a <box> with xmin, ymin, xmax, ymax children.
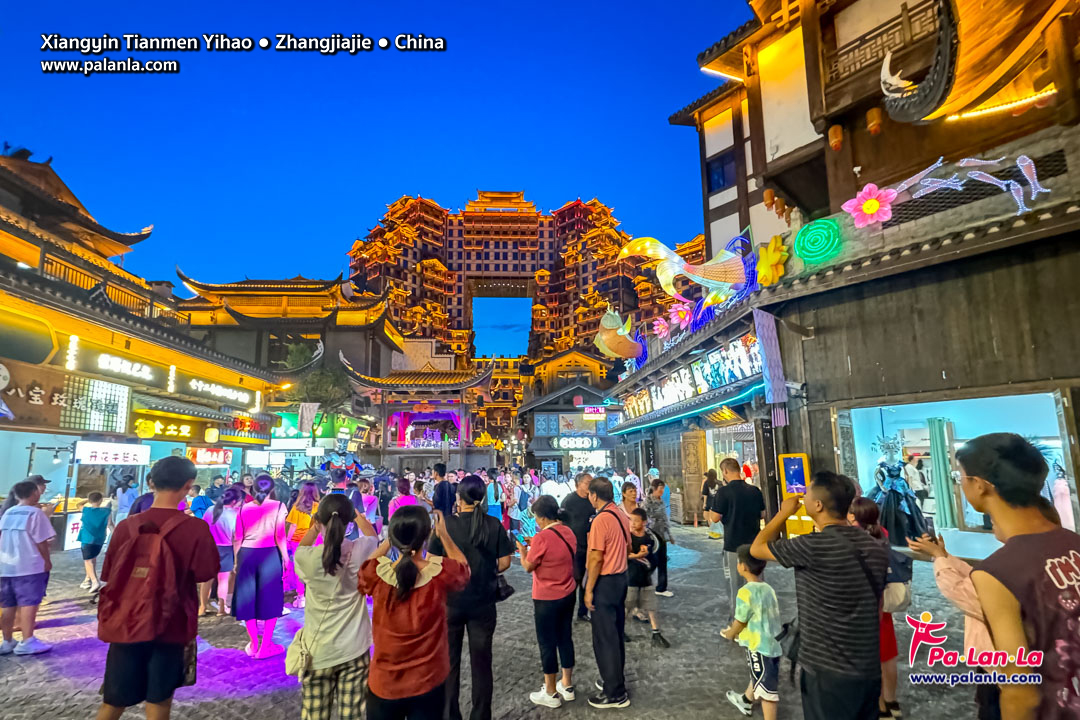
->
<box><xmin>534</xmin><ymin>347</ymin><xmax>614</xmax><ymax>370</ymax></box>
<box><xmin>696</xmin><ymin>16</ymin><xmax>760</xmax><ymax>67</ymax></box>
<box><xmin>517</xmin><ymin>381</ymin><xmax>607</xmax><ymax>415</ymax></box>
<box><xmin>132</xmin><ymin>393</ymin><xmax>236</xmax><ymax>422</ymax></box>
<box><xmin>0</xmin><ymin>256</ymin><xmax>284</xmax><ymax>384</ymax></box>
<box><xmin>669</xmin><ymin>82</ymin><xmax>740</xmax><ymax>126</ymax></box>
<box><xmin>887</xmin><ymin>0</ymin><xmax>1064</xmax><ymax>123</ymax></box>
<box><xmin>340</xmin><ymin>351</ymin><xmax>494</xmax><ymax>391</ymax></box>
<box><xmin>223</xmin><ymin>303</ymin><xmax>340</xmax><ymax>328</ymax></box>
<box><xmin>463</xmin><ymin>191</ymin><xmax>537</xmax><ymax>213</ymax></box>
<box><xmin>0</xmin><ymin>155</ymin><xmax>153</xmax><ymax>256</ymax></box>
<box><xmin>176</xmin><ymin>267</ymin><xmax>344</xmax><ymax>294</ymax></box>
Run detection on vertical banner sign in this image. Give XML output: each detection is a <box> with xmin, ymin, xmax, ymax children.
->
<box><xmin>752</xmin><ymin>309</ymin><xmax>788</xmax><ymax>405</ymax></box>
<box><xmin>755</xmin><ymin>418</ymin><xmax>779</xmax><ymax>518</ymax></box>
<box><xmin>298</xmin><ymin>403</ymin><xmax>321</xmax><ymax>435</ymax></box>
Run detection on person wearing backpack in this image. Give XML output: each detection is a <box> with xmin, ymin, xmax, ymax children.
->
<box><xmin>515</xmin><ymin>495</ymin><xmax>578</xmax><ymax>708</ymax></box>
<box><xmin>849</xmin><ymin>497</ymin><xmax>904</xmax><ymax>720</ymax></box>
<box><xmin>95</xmin><ymin>455</ymin><xmax>219</xmax><ymax>720</ymax></box>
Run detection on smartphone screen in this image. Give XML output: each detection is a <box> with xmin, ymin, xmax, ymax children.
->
<box><xmin>925</xmin><ymin>517</ymin><xmax>936</xmax><ymax>539</ymax></box>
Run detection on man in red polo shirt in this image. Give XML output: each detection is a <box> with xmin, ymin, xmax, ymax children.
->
<box><xmin>584</xmin><ymin>476</ymin><xmax>631</xmax><ymax>709</ymax></box>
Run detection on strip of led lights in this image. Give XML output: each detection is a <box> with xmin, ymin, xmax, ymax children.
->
<box><xmin>944</xmin><ymin>88</ymin><xmax>1057</xmax><ymax>123</ymax></box>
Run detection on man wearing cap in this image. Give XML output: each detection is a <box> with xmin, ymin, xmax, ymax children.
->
<box><xmin>0</xmin><ymin>476</ymin><xmax>53</xmax><ymax>520</ymax></box>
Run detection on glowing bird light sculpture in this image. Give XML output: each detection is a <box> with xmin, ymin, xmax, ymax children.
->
<box><xmin>618</xmin><ymin>234</ymin><xmax>755</xmax><ymax>310</ymax></box>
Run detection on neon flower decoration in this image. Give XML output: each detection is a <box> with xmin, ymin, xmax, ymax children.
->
<box><xmin>842</xmin><ymin>183</ymin><xmax>898</xmax><ymax>228</ymax></box>
<box><xmin>652</xmin><ymin>317</ymin><xmax>671</xmax><ymax>339</ymax></box>
<box><xmin>794</xmin><ymin>218</ymin><xmax>843</xmax><ymax>265</ymax></box>
<box><xmin>668</xmin><ymin>302</ymin><xmax>694</xmax><ymax>330</ymax></box>
<box><xmin>756</xmin><ymin>235</ymin><xmax>790</xmax><ymax>286</ymax></box>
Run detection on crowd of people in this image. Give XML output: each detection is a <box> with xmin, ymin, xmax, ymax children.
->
<box><xmin>0</xmin><ymin>432</ymin><xmax>1077</xmax><ymax>720</ymax></box>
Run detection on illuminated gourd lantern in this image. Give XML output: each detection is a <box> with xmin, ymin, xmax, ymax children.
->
<box><xmin>867</xmin><ymin>107</ymin><xmax>884</xmax><ymax>135</ymax></box>
<box><xmin>774</xmin><ymin>197</ymin><xmax>787</xmax><ymax>218</ymax></box>
<box><xmin>828</xmin><ymin>124</ymin><xmax>843</xmax><ymax>152</ymax></box>
<box><xmin>763</xmin><ymin>188</ymin><xmax>775</xmax><ymax>210</ymax></box>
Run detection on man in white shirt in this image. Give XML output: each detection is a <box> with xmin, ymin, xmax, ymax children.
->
<box><xmin>0</xmin><ymin>480</ymin><xmax>56</xmax><ymax>655</ymax></box>
<box><xmin>540</xmin><ymin>474</ymin><xmax>572</xmax><ymax>505</ymax></box>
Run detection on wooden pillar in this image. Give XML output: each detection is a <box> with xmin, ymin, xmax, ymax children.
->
<box><xmin>1047</xmin><ymin>14</ymin><xmax>1080</xmax><ymax>126</ymax></box>
<box><xmin>800</xmin><ymin>0</ymin><xmax>828</xmax><ymax>133</ymax></box>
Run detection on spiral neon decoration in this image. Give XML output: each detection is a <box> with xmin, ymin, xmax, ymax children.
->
<box><xmin>794</xmin><ymin>218</ymin><xmax>843</xmax><ymax>265</ymax></box>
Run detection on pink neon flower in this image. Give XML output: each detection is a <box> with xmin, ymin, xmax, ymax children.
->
<box><xmin>668</xmin><ymin>302</ymin><xmax>693</xmax><ymax>330</ymax></box>
<box><xmin>653</xmin><ymin>318</ymin><xmax>670</xmax><ymax>339</ymax></box>
<box><xmin>841</xmin><ymin>183</ymin><xmax>897</xmax><ymax>228</ymax></box>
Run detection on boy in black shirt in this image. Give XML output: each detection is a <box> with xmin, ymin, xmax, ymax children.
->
<box><xmin>626</xmin><ymin>509</ymin><xmax>670</xmax><ymax>648</ymax></box>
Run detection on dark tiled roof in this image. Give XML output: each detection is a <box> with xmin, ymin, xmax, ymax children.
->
<box><xmin>132</xmin><ymin>393</ymin><xmax>235</xmax><ymax>422</ymax></box>
<box><xmin>223</xmin><ymin>303</ymin><xmax>340</xmax><ymax>328</ymax></box>
<box><xmin>517</xmin><ymin>381</ymin><xmax>606</xmax><ymax>415</ymax></box>
<box><xmin>0</xmin><ymin>160</ymin><xmax>153</xmax><ymax>246</ymax></box>
<box><xmin>669</xmin><ymin>82</ymin><xmax>739</xmax><ymax>126</ymax></box>
<box><xmin>0</xmin><ymin>257</ymin><xmax>284</xmax><ymax>383</ymax></box>
<box><xmin>696</xmin><ymin>16</ymin><xmax>760</xmax><ymax>67</ymax></box>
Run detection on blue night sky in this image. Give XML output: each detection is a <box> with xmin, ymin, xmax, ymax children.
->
<box><xmin>6</xmin><ymin>1</ymin><xmax>751</xmax><ymax>354</ymax></box>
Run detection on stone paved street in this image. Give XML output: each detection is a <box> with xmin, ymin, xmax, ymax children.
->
<box><xmin>1</xmin><ymin>525</ymin><xmax>975</xmax><ymax>719</ymax></box>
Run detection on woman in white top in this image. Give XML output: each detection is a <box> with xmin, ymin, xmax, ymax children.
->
<box><xmin>293</xmin><ymin>492</ymin><xmax>379</xmax><ymax>720</ymax></box>
<box><xmin>201</xmin><ymin>486</ymin><xmax>243</xmax><ymax>616</ymax></box>
<box><xmin>233</xmin><ymin>475</ymin><xmax>288</xmax><ymax>659</ymax></box>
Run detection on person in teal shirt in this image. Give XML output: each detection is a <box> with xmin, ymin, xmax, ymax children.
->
<box><xmin>78</xmin><ymin>492</ymin><xmax>112</xmax><ymax>593</ymax></box>
<box><xmin>485</xmin><ymin>475</ymin><xmax>503</xmax><ymax>521</ymax></box>
<box><xmin>721</xmin><ymin>544</ymin><xmax>782</xmax><ymax>719</ymax></box>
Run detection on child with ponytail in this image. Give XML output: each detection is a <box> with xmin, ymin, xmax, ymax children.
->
<box><xmin>293</xmin><ymin>493</ymin><xmax>378</xmax><ymax>720</ymax></box>
<box><xmin>360</xmin><ymin>506</ymin><xmax>470</xmax><ymax>720</ymax></box>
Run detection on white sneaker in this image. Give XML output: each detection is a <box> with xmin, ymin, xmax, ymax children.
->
<box><xmin>13</xmin><ymin>637</ymin><xmax>52</xmax><ymax>655</ymax></box>
<box><xmin>726</xmin><ymin>690</ymin><xmax>753</xmax><ymax>717</ymax></box>
<box><xmin>0</xmin><ymin>639</ymin><xmax>17</xmax><ymax>655</ymax></box>
<box><xmin>556</xmin><ymin>680</ymin><xmax>576</xmax><ymax>702</ymax></box>
<box><xmin>654</xmin><ymin>590</ymin><xmax>674</xmax><ymax>597</ymax></box>
<box><xmin>79</xmin><ymin>578</ymin><xmax>92</xmax><ymax>589</ymax></box>
<box><xmin>530</xmin><ymin>688</ymin><xmax>563</xmax><ymax>708</ymax></box>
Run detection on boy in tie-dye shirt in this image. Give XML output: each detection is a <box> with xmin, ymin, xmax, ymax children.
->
<box><xmin>721</xmin><ymin>544</ymin><xmax>781</xmax><ymax>719</ymax></box>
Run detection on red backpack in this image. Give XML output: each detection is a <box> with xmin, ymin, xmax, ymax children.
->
<box><xmin>97</xmin><ymin>513</ymin><xmax>187</xmax><ymax>643</ymax></box>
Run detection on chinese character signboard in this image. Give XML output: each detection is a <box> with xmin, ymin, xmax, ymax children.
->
<box><xmin>74</xmin><ymin>441</ymin><xmax>151</xmax><ymax>466</ymax></box>
<box><xmin>582</xmin><ymin>406</ymin><xmax>607</xmax><ymax>420</ymax></box>
<box><xmin>179</xmin><ymin>375</ymin><xmax>252</xmax><ymax>406</ymax></box>
<box><xmin>0</xmin><ymin>359</ymin><xmax>129</xmax><ymax>433</ymax></box>
<box><xmin>185</xmin><ymin>447</ymin><xmax>234</xmax><ymax>467</ymax></box>
<box><xmin>133</xmin><ymin>414</ymin><xmax>205</xmax><ymax>441</ymax></box>
<box><xmin>0</xmin><ymin>360</ymin><xmax>64</xmax><ymax>428</ymax></box>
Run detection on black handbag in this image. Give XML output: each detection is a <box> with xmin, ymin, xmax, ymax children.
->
<box><xmin>495</xmin><ymin>573</ymin><xmax>515</xmax><ymax>602</ymax></box>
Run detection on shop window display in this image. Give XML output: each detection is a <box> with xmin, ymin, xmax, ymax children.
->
<box><xmin>848</xmin><ymin>393</ymin><xmax>1077</xmax><ymax>539</ymax></box>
